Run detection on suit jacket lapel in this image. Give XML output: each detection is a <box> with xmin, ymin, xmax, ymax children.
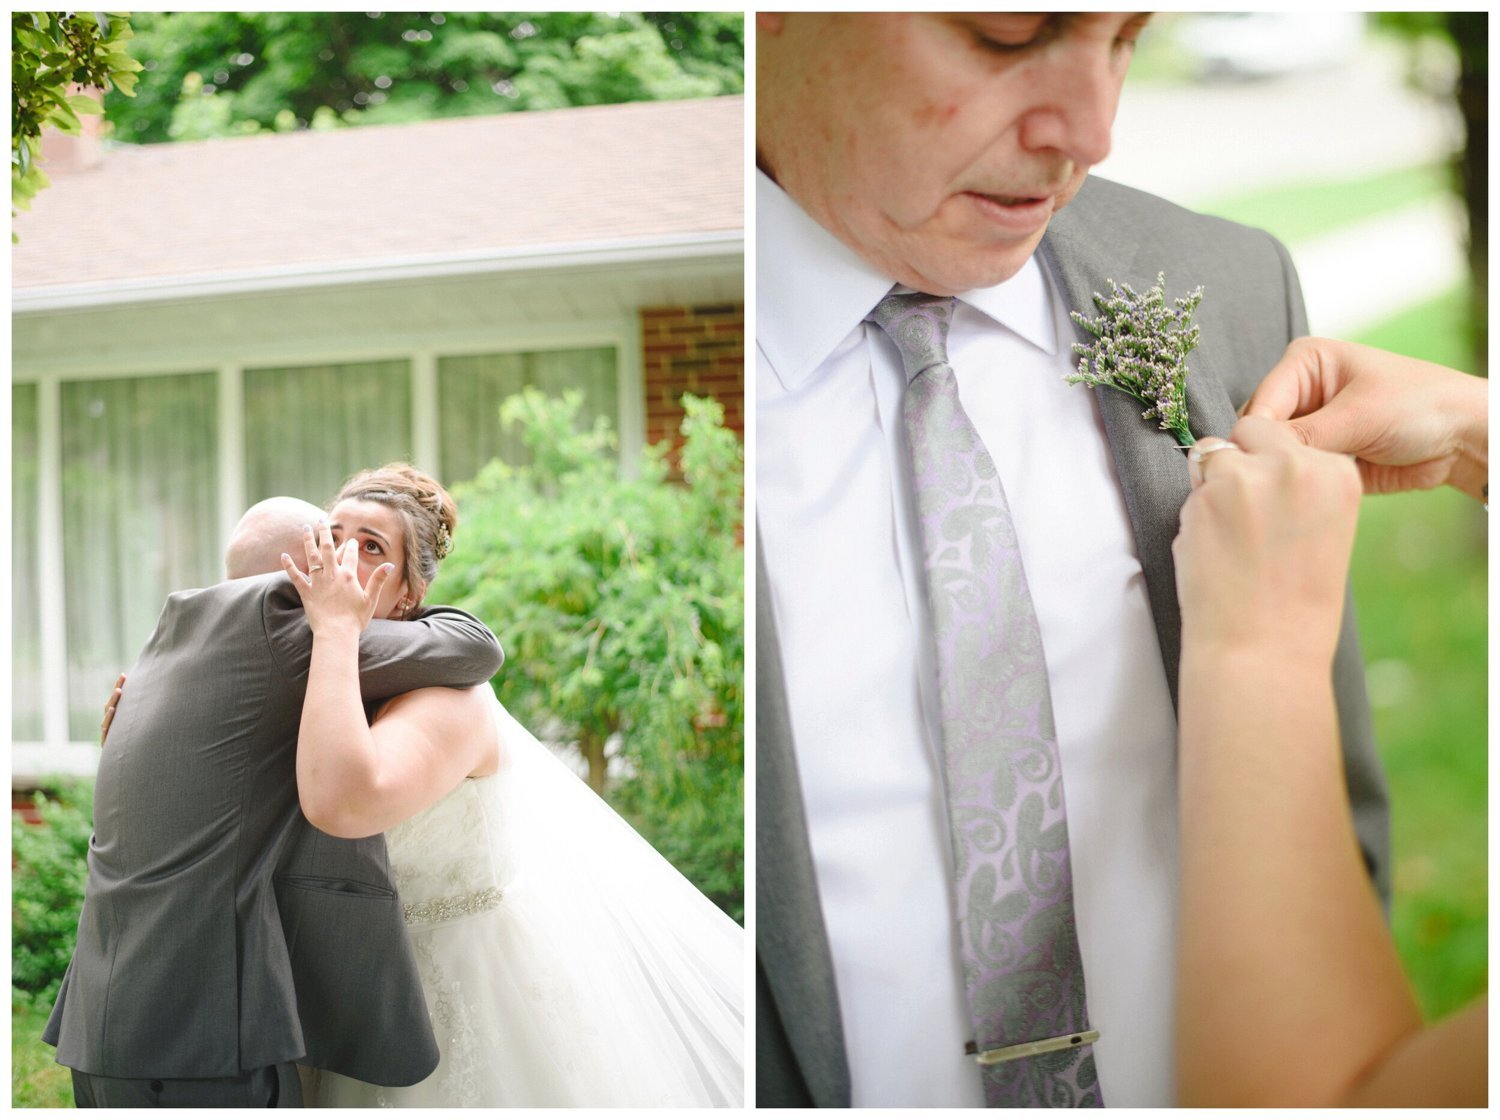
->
<box><xmin>755</xmin><ymin>540</ymin><xmax>852</xmax><ymax>1106</ymax></box>
<box><xmin>1040</xmin><ymin>184</ymin><xmax>1239</xmax><ymax>708</ymax></box>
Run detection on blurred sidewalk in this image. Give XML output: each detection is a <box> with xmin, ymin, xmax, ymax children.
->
<box><xmin>1098</xmin><ymin>41</ymin><xmax>1466</xmax><ymax>337</ymax></box>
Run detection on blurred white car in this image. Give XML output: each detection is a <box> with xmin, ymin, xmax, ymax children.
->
<box><xmin>1176</xmin><ymin>12</ymin><xmax>1366</xmax><ymax>79</ymax></box>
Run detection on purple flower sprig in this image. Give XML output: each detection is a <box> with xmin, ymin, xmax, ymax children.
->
<box><xmin>1067</xmin><ymin>272</ymin><xmax>1203</xmax><ymax>448</ymax></box>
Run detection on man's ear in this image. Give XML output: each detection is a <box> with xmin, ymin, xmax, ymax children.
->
<box><xmin>756</xmin><ymin>12</ymin><xmax>784</xmax><ymax>35</ymax></box>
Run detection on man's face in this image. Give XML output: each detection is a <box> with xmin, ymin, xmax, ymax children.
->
<box><xmin>757</xmin><ymin>13</ymin><xmax>1150</xmax><ymax>296</ymax></box>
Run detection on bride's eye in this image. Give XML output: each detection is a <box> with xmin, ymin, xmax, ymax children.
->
<box><xmin>363</xmin><ymin>539</ymin><xmax>383</xmax><ymax>554</ymax></box>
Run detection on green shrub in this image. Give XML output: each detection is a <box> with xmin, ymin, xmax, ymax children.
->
<box><xmin>12</xmin><ymin>780</ymin><xmax>93</xmax><ymax>1012</ymax></box>
<box><xmin>433</xmin><ymin>390</ymin><xmax>744</xmax><ymax>922</ymax></box>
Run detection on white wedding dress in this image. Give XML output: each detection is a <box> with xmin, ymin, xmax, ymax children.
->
<box><xmin>304</xmin><ymin>693</ymin><xmax>744</xmax><ymax>1107</ymax></box>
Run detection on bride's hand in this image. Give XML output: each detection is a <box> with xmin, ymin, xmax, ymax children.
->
<box><xmin>100</xmin><ymin>672</ymin><xmax>125</xmax><ymax>745</ymax></box>
<box><xmin>281</xmin><ymin>523</ymin><xmax>395</xmax><ymax>635</ymax></box>
<box><xmin>1173</xmin><ymin>416</ymin><xmax>1361</xmax><ymax>667</ymax></box>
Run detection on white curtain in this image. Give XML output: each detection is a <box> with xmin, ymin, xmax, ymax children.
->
<box><xmin>438</xmin><ymin>347</ymin><xmax>617</xmax><ymax>484</ymax></box>
<box><xmin>244</xmin><ymin>360</ymin><xmax>414</xmax><ymax>507</ymax></box>
<box><xmin>13</xmin><ymin>383</ymin><xmax>43</xmax><ymax>741</ymax></box>
<box><xmin>59</xmin><ymin>374</ymin><xmax>220</xmax><ymax>741</ymax></box>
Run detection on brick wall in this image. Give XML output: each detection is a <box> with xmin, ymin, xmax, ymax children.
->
<box><xmin>641</xmin><ymin>302</ymin><xmax>744</xmax><ymax>450</ymax></box>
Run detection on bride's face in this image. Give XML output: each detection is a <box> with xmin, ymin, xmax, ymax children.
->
<box><xmin>328</xmin><ymin>497</ymin><xmax>414</xmax><ymax>620</ymax></box>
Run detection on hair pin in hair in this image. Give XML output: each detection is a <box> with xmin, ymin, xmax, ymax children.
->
<box><xmin>435</xmin><ymin>520</ymin><xmax>453</xmax><ymax>560</ymax></box>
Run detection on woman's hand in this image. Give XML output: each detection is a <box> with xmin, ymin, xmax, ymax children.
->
<box><xmin>1173</xmin><ymin>415</ymin><xmax>1362</xmax><ymax>666</ymax></box>
<box><xmin>1243</xmin><ymin>337</ymin><xmax>1487</xmax><ymax>501</ymax></box>
<box><xmin>100</xmin><ymin>672</ymin><xmax>125</xmax><ymax>745</ymax></box>
<box><xmin>281</xmin><ymin>523</ymin><xmax>396</xmax><ymax>635</ymax></box>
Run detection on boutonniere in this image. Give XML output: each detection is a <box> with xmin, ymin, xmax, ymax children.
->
<box><xmin>1066</xmin><ymin>272</ymin><xmax>1203</xmax><ymax>448</ymax></box>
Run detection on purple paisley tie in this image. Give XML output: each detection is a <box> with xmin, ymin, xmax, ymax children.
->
<box><xmin>869</xmin><ymin>291</ymin><xmax>1102</xmax><ymax>1108</ymax></box>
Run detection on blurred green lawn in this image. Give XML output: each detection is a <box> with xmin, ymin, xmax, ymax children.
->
<box><xmin>1347</xmin><ymin>286</ymin><xmax>1487</xmax><ymax>1019</ymax></box>
<box><xmin>1199</xmin><ymin>163</ymin><xmax>1453</xmax><ymax>248</ymax></box>
<box><xmin>12</xmin><ymin>1000</ymin><xmax>70</xmax><ymax>1107</ymax></box>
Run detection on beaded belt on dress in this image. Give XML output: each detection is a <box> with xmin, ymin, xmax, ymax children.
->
<box><xmin>403</xmin><ymin>885</ymin><xmax>504</xmax><ymax>926</ymax></box>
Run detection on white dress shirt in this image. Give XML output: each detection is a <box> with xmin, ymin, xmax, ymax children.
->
<box><xmin>757</xmin><ymin>170</ymin><xmax>1180</xmax><ymax>1107</ymax></box>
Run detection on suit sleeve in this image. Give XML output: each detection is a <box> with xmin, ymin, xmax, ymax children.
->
<box><xmin>355</xmin><ymin>607</ymin><xmax>505</xmax><ymax>700</ymax></box>
<box><xmin>264</xmin><ymin>576</ymin><xmax>505</xmax><ymax>700</ymax></box>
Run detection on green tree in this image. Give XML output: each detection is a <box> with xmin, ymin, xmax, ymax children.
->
<box><xmin>107</xmin><ymin>12</ymin><xmax>743</xmax><ymax>145</ymax></box>
<box><xmin>1378</xmin><ymin>12</ymin><xmax>1487</xmax><ymax>376</ymax></box>
<box><xmin>431</xmin><ymin>390</ymin><xmax>743</xmax><ymax>919</ymax></box>
<box><xmin>11</xmin><ymin>11</ymin><xmax>141</xmax><ymax>217</ymax></box>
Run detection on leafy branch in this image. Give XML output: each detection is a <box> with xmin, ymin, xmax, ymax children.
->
<box><xmin>12</xmin><ymin>11</ymin><xmax>142</xmax><ymax>223</ymax></box>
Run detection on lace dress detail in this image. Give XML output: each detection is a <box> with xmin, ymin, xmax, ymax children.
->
<box><xmin>306</xmin><ymin>695</ymin><xmax>744</xmax><ymax>1108</ymax></box>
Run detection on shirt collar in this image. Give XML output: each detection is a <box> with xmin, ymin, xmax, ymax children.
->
<box><xmin>758</xmin><ymin>170</ymin><xmax>1059</xmax><ymax>390</ymax></box>
<box><xmin>959</xmin><ymin>255</ymin><xmax>1058</xmax><ymax>357</ymax></box>
<box><xmin>757</xmin><ymin>171</ymin><xmax>893</xmax><ymax>392</ymax></box>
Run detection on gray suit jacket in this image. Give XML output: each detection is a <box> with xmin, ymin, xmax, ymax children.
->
<box><xmin>755</xmin><ymin>175</ymin><xmax>1391</xmax><ymax>1106</ymax></box>
<box><xmin>44</xmin><ymin>569</ymin><xmax>505</xmax><ymax>1085</ymax></box>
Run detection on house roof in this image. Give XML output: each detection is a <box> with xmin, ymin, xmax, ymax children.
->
<box><xmin>12</xmin><ymin>95</ymin><xmax>743</xmax><ymax>301</ymax></box>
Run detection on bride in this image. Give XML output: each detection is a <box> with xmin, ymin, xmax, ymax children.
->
<box><xmin>279</xmin><ymin>464</ymin><xmax>744</xmax><ymax>1107</ymax></box>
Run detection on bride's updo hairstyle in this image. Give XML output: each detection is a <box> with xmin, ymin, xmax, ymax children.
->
<box><xmin>329</xmin><ymin>462</ymin><xmax>457</xmax><ymax>611</ymax></box>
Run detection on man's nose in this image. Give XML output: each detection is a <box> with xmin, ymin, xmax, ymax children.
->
<box><xmin>1017</xmin><ymin>47</ymin><xmax>1121</xmax><ymax>168</ymax></box>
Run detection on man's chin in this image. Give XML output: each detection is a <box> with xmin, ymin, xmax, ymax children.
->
<box><xmin>892</xmin><ymin>241</ymin><xmax>1042</xmax><ymax>297</ymax></box>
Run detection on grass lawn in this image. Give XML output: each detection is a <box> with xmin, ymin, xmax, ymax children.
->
<box><xmin>1347</xmin><ymin>285</ymin><xmax>1487</xmax><ymax>1020</ymax></box>
<box><xmin>1349</xmin><ymin>482</ymin><xmax>1487</xmax><ymax>1019</ymax></box>
<box><xmin>1199</xmin><ymin>162</ymin><xmax>1454</xmax><ymax>247</ymax></box>
<box><xmin>12</xmin><ymin>1000</ymin><xmax>72</xmax><ymax>1108</ymax></box>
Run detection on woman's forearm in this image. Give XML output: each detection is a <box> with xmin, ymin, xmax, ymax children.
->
<box><xmin>1175</xmin><ymin>645</ymin><xmax>1422</xmax><ymax>1106</ymax></box>
<box><xmin>296</xmin><ymin>620</ymin><xmax>381</xmax><ymax>833</ymax></box>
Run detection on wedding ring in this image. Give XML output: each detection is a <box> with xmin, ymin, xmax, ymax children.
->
<box><xmin>1188</xmin><ymin>440</ymin><xmax>1240</xmax><ymax>481</ymax></box>
<box><xmin>1187</xmin><ymin>440</ymin><xmax>1239</xmax><ymax>463</ymax></box>
<box><xmin>308</xmin><ymin>563</ymin><xmax>324</xmax><ymax>574</ymax></box>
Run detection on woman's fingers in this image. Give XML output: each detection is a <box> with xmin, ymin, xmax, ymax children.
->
<box><xmin>1186</xmin><ymin>437</ymin><xmax>1240</xmax><ymax>490</ymax></box>
<box><xmin>317</xmin><ymin>522</ymin><xmax>338</xmax><ymax>569</ymax></box>
<box><xmin>1240</xmin><ymin>337</ymin><xmax>1334</xmax><ymax>421</ymax></box>
<box><xmin>281</xmin><ymin>551</ymin><xmax>310</xmax><ymax>591</ymax></box>
<box><xmin>1188</xmin><ymin>418</ymin><xmax>1315</xmax><ymax>490</ymax></box>
<box><xmin>300</xmin><ymin>524</ymin><xmax>320</xmax><ymax>573</ymax></box>
<box><xmin>1230</xmin><ymin>413</ymin><xmax>1302</xmax><ymax>454</ymax></box>
<box><xmin>100</xmin><ymin>673</ymin><xmax>126</xmax><ymax>743</ymax></box>
<box><xmin>365</xmin><ymin>563</ymin><xmax>396</xmax><ymax>609</ymax></box>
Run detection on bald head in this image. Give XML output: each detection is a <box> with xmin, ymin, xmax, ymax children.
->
<box><xmin>224</xmin><ymin>496</ymin><xmax>326</xmax><ymax>579</ymax></box>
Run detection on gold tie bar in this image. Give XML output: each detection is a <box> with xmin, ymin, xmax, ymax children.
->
<box><xmin>972</xmin><ymin>1029</ymin><xmax>1100</xmax><ymax>1066</ymax></box>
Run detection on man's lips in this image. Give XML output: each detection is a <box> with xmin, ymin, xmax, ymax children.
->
<box><xmin>968</xmin><ymin>187</ymin><xmax>1062</xmax><ymax>206</ymax></box>
<box><xmin>961</xmin><ymin>191</ymin><xmax>1055</xmax><ymax>231</ymax></box>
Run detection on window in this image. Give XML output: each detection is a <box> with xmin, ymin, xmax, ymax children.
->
<box><xmin>59</xmin><ymin>374</ymin><xmax>219</xmax><ymax>740</ymax></box>
<box><xmin>438</xmin><ymin>347</ymin><xmax>617</xmax><ymax>484</ymax></box>
<box><xmin>245</xmin><ymin>360</ymin><xmax>414</xmax><ymax>506</ymax></box>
